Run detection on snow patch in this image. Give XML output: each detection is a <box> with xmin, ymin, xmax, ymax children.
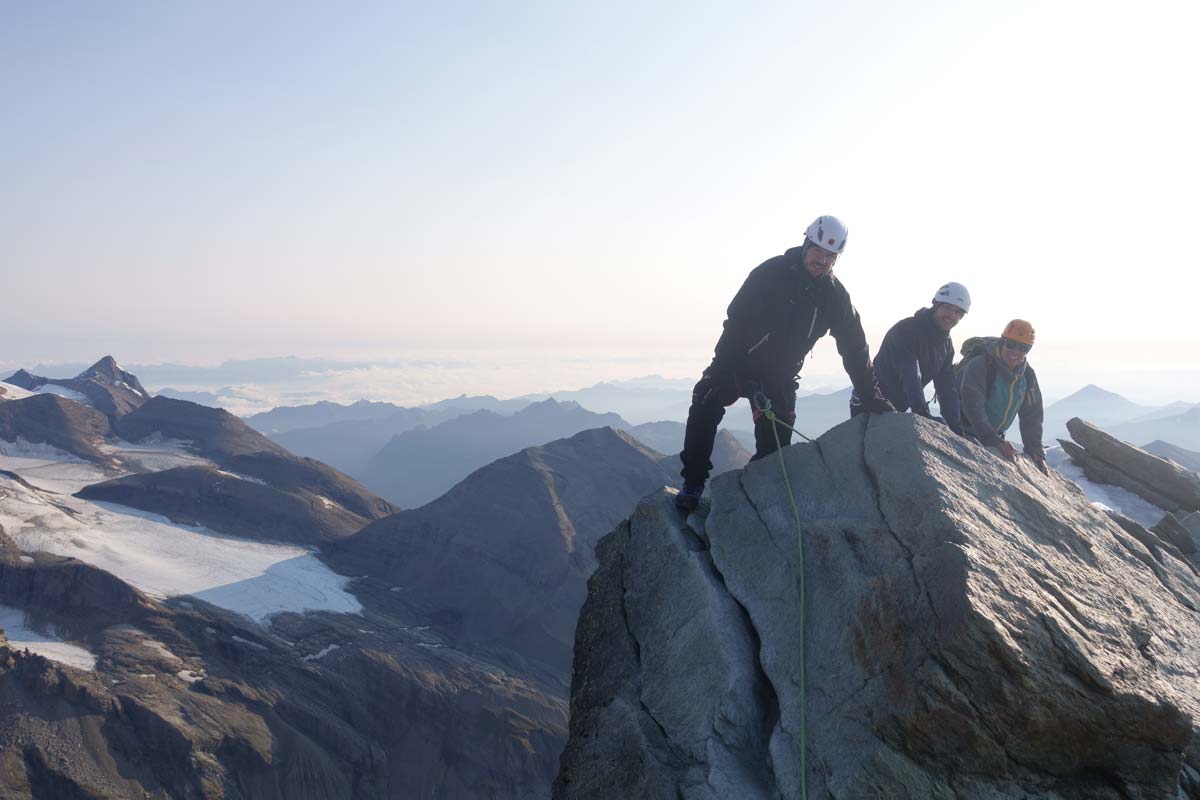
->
<box><xmin>301</xmin><ymin>643</ymin><xmax>340</xmax><ymax>662</ymax></box>
<box><xmin>0</xmin><ymin>382</ymin><xmax>35</xmax><ymax>401</ymax></box>
<box><xmin>0</xmin><ymin>438</ymin><xmax>84</xmax><ymax>462</ymax></box>
<box><xmin>0</xmin><ymin>449</ymin><xmax>108</xmax><ymax>495</ymax></box>
<box><xmin>0</xmin><ymin>605</ymin><xmax>96</xmax><ymax>671</ymax></box>
<box><xmin>231</xmin><ymin>635</ymin><xmax>269</xmax><ymax>650</ymax></box>
<box><xmin>35</xmin><ymin>384</ymin><xmax>92</xmax><ymax>405</ymax></box>
<box><xmin>214</xmin><ymin>469</ymin><xmax>267</xmax><ymax>486</ymax></box>
<box><xmin>1051</xmin><ymin>455</ymin><xmax>1167</xmax><ymax>528</ymax></box>
<box><xmin>177</xmin><ymin>669</ymin><xmax>204</xmax><ymax>683</ymax></box>
<box><xmin>102</xmin><ymin>438</ymin><xmax>212</xmax><ymax>473</ymax></box>
<box><xmin>19</xmin><ymin>556</ymin><xmax>34</xmax><ymax>564</ymax></box>
<box><xmin>0</xmin><ymin>472</ymin><xmax>362</xmax><ymax>623</ymax></box>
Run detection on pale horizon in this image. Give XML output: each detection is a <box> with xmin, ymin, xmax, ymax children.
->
<box><xmin>5</xmin><ymin>2</ymin><xmax>1198</xmax><ymax>409</ymax></box>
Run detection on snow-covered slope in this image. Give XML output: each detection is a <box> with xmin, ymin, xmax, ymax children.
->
<box><xmin>1046</xmin><ymin>445</ymin><xmax>1166</xmax><ymax>527</ymax></box>
<box><xmin>0</xmin><ymin>448</ymin><xmax>361</xmax><ymax>623</ymax></box>
<box><xmin>32</xmin><ymin>383</ymin><xmax>92</xmax><ymax>405</ymax></box>
<box><xmin>0</xmin><ymin>382</ymin><xmax>35</xmax><ymax>401</ymax></box>
<box><xmin>0</xmin><ymin>605</ymin><xmax>96</xmax><ymax>670</ymax></box>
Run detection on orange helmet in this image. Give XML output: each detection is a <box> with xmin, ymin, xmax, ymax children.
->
<box><xmin>1002</xmin><ymin>319</ymin><xmax>1035</xmax><ymax>346</ymax></box>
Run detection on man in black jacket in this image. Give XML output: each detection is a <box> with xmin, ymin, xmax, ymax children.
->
<box><xmin>850</xmin><ymin>282</ymin><xmax>969</xmax><ymax>434</ymax></box>
<box><xmin>676</xmin><ymin>215</ymin><xmax>893</xmax><ymax>513</ymax></box>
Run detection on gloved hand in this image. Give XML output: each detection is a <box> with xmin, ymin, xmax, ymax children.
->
<box><xmin>1026</xmin><ymin>450</ymin><xmax>1049</xmax><ymax>475</ymax></box>
<box><xmin>693</xmin><ymin>369</ymin><xmax>740</xmax><ymax>407</ymax></box>
<box><xmin>996</xmin><ymin>440</ymin><xmax>1017</xmax><ymax>462</ymax></box>
<box><xmin>859</xmin><ymin>395</ymin><xmax>896</xmax><ymax>415</ymax></box>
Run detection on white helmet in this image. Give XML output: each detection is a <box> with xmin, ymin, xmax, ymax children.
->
<box><xmin>804</xmin><ymin>215</ymin><xmax>848</xmax><ymax>254</ymax></box>
<box><xmin>933</xmin><ymin>282</ymin><xmax>971</xmax><ymax>313</ymax></box>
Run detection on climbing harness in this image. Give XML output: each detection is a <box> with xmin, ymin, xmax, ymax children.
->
<box><xmin>749</xmin><ymin>391</ymin><xmax>810</xmax><ymax>800</ymax></box>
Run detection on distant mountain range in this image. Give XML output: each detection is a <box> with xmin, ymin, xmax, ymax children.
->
<box><xmin>1144</xmin><ymin>440</ymin><xmax>1200</xmax><ymax>473</ymax></box>
<box><xmin>1109</xmin><ymin>406</ymin><xmax>1200</xmax><ymax>452</ymax></box>
<box><xmin>354</xmin><ymin>398</ymin><xmax>753</xmax><ymax>508</ymax></box>
<box><xmin>1036</xmin><ymin>384</ymin><xmax>1198</xmax><ymax>448</ymax></box>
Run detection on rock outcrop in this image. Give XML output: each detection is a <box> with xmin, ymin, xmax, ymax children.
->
<box><xmin>555</xmin><ymin>414</ymin><xmax>1200</xmax><ymax>799</ymax></box>
<box><xmin>1062</xmin><ymin>417</ymin><xmax>1200</xmax><ymax>515</ymax></box>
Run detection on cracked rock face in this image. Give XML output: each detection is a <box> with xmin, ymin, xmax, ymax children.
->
<box><xmin>554</xmin><ymin>414</ymin><xmax>1200</xmax><ymax>800</ymax></box>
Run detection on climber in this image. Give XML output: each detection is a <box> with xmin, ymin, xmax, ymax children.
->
<box><xmin>676</xmin><ymin>215</ymin><xmax>894</xmax><ymax>513</ymax></box>
<box><xmin>958</xmin><ymin>319</ymin><xmax>1048</xmax><ymax>474</ymax></box>
<box><xmin>850</xmin><ymin>282</ymin><xmax>969</xmax><ymax>435</ymax></box>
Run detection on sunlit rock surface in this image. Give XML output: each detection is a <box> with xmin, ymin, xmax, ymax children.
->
<box><xmin>555</xmin><ymin>414</ymin><xmax>1200</xmax><ymax>800</ymax></box>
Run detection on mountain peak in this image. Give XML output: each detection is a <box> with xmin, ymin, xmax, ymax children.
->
<box><xmin>79</xmin><ymin>355</ymin><xmax>121</xmax><ymax>376</ymax></box>
<box><xmin>3</xmin><ymin>369</ymin><xmax>42</xmax><ymax>389</ymax></box>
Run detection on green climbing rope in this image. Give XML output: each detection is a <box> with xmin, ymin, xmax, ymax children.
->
<box><xmin>764</xmin><ymin>408</ymin><xmax>808</xmax><ymax>800</ymax></box>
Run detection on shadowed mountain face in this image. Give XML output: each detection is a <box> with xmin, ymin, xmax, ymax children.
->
<box><xmin>76</xmin><ymin>466</ymin><xmax>376</xmax><ymax>545</ymax></box>
<box><xmin>4</xmin><ymin>356</ymin><xmax>150</xmax><ymax>420</ymax></box>
<box><xmin>0</xmin><ymin>394</ymin><xmax>116</xmax><ymax>466</ymax></box>
<box><xmin>0</xmin><ymin>416</ymin><xmax>690</xmax><ymax>797</ymax></box>
<box><xmin>329</xmin><ymin>427</ymin><xmax>677</xmax><ymax>674</ymax></box>
<box><xmin>0</xmin><ymin>538</ymin><xmax>566</xmax><ymax>800</ymax></box>
<box><xmin>357</xmin><ymin>399</ymin><xmax>629</xmax><ymax>508</ymax></box>
<box><xmin>116</xmin><ymin>396</ymin><xmax>290</xmax><ymax>461</ymax></box>
<box><xmin>95</xmin><ymin>398</ymin><xmax>397</xmax><ymax>542</ymax></box>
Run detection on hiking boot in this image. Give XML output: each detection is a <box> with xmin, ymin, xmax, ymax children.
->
<box><xmin>675</xmin><ymin>483</ymin><xmax>704</xmax><ymax>513</ymax></box>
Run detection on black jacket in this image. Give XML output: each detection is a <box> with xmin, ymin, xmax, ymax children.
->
<box><xmin>711</xmin><ymin>245</ymin><xmax>881</xmax><ymax>399</ymax></box>
<box><xmin>873</xmin><ymin>307</ymin><xmax>963</xmax><ymax>433</ymax></box>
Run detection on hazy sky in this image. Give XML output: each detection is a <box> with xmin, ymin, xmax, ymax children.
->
<box><xmin>4</xmin><ymin>2</ymin><xmax>1198</xmax><ymax>402</ymax></box>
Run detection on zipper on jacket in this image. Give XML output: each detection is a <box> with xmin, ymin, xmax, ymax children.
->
<box><xmin>1001</xmin><ymin>372</ymin><xmax>1020</xmax><ymax>429</ymax></box>
<box><xmin>806</xmin><ymin>308</ymin><xmax>818</xmax><ymax>339</ymax></box>
<box><xmin>747</xmin><ymin>333</ymin><xmax>770</xmax><ymax>354</ymax></box>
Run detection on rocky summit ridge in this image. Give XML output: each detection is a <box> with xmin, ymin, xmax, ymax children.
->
<box><xmin>554</xmin><ymin>413</ymin><xmax>1200</xmax><ymax>800</ymax></box>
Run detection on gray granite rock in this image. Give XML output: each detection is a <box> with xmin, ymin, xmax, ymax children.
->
<box><xmin>1058</xmin><ymin>437</ymin><xmax>1183</xmax><ymax>512</ymax></box>
<box><xmin>556</xmin><ymin>414</ymin><xmax>1200</xmax><ymax>800</ymax></box>
<box><xmin>1067</xmin><ymin>418</ymin><xmax>1200</xmax><ymax>512</ymax></box>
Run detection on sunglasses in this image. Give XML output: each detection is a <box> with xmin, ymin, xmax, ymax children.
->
<box><xmin>1002</xmin><ymin>338</ymin><xmax>1032</xmax><ymax>354</ymax></box>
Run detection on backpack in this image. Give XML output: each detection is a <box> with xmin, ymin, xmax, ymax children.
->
<box><xmin>954</xmin><ymin>336</ymin><xmax>997</xmax><ymax>387</ymax></box>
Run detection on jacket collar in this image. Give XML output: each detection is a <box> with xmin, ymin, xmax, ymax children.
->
<box><xmin>915</xmin><ymin>306</ymin><xmax>948</xmax><ymax>340</ymax></box>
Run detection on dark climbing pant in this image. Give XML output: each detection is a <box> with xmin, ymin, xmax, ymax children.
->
<box><xmin>678</xmin><ymin>370</ymin><xmax>798</xmax><ymax>486</ymax></box>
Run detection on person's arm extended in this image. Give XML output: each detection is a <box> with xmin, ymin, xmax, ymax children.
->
<box><xmin>960</xmin><ymin>356</ymin><xmax>1002</xmax><ymax>448</ymax></box>
<box><xmin>829</xmin><ymin>291</ymin><xmax>883</xmax><ymax>401</ymax></box>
